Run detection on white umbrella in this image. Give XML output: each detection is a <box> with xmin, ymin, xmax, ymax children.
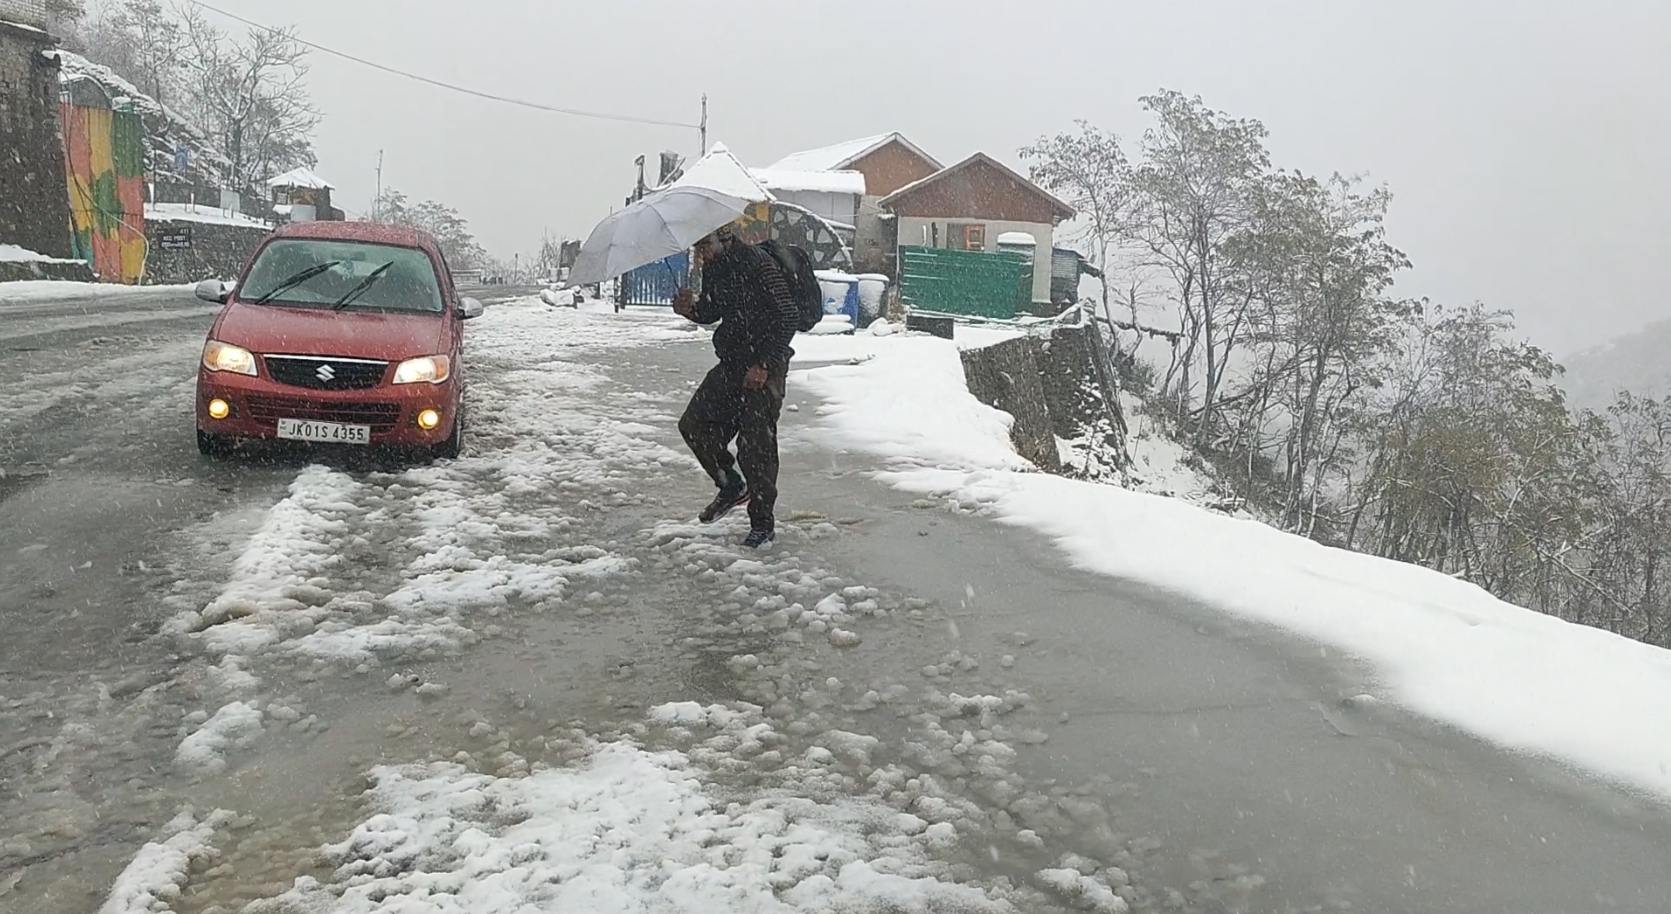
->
<box><xmin>567</xmin><ymin>185</ymin><xmax>748</xmax><ymax>287</ymax></box>
<box><xmin>567</xmin><ymin>143</ymin><xmax>773</xmax><ymax>286</ymax></box>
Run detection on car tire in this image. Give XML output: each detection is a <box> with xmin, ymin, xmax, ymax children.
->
<box><xmin>197</xmin><ymin>430</ymin><xmax>234</xmax><ymax>458</ymax></box>
<box><xmin>430</xmin><ymin>411</ymin><xmax>464</xmax><ymax>461</ymax></box>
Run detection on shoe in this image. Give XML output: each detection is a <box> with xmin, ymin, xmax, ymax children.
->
<box><xmin>699</xmin><ymin>482</ymin><xmax>750</xmax><ymax>523</ymax></box>
<box><xmin>742</xmin><ymin>528</ymin><xmax>775</xmax><ymax>549</ymax></box>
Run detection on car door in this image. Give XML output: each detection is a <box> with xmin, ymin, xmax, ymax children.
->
<box><xmin>427</xmin><ymin>247</ymin><xmax>466</xmax><ymax>374</ymax></box>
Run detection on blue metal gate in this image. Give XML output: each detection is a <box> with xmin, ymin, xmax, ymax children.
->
<box><xmin>620</xmin><ymin>252</ymin><xmax>689</xmax><ymax>306</ymax></box>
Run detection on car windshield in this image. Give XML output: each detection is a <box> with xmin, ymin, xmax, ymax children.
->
<box><xmin>239</xmin><ymin>239</ymin><xmax>444</xmax><ymax>313</ymax></box>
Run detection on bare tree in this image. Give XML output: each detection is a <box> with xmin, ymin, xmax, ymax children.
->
<box><xmin>1128</xmin><ymin>90</ymin><xmax>1271</xmax><ymax>436</ymax></box>
<box><xmin>1020</xmin><ymin>121</ymin><xmax>1134</xmax><ymax>322</ymax></box>
<box><xmin>177</xmin><ymin>4</ymin><xmax>319</xmax><ymax>194</ymax></box>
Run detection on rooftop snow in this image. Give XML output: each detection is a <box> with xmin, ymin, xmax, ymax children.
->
<box><xmin>750</xmin><ymin>168</ymin><xmax>866</xmax><ymax>195</ymax></box>
<box><xmin>267</xmin><ymin>167</ymin><xmax>334</xmax><ymax>190</ymax></box>
<box><xmin>768</xmin><ymin>132</ymin><xmax>941</xmax><ymax>174</ymax></box>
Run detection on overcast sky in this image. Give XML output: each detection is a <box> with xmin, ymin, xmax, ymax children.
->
<box><xmin>205</xmin><ymin>0</ymin><xmax>1671</xmax><ymax>354</ymax></box>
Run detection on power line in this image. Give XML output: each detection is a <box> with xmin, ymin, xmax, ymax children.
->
<box><xmin>182</xmin><ymin>0</ymin><xmax>701</xmax><ymax>130</ymax></box>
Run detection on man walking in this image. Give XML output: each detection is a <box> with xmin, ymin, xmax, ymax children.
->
<box><xmin>672</xmin><ymin>226</ymin><xmax>799</xmax><ymax>548</ymax></box>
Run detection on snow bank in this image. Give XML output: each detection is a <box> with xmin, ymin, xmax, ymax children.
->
<box><xmin>0</xmin><ymin>243</ymin><xmax>81</xmax><ymax>264</ymax></box>
<box><xmin>792</xmin><ymin>335</ymin><xmax>1030</xmax><ymax>473</ymax></box>
<box><xmin>145</xmin><ymin>202</ymin><xmax>271</xmax><ymax>228</ymax></box>
<box><xmin>0</xmin><ymin>280</ymin><xmax>195</xmax><ymax>304</ymax></box>
<box><xmin>797</xmin><ymin>329</ymin><xmax>1671</xmax><ymax>802</ymax></box>
<box><xmin>99</xmin><ymin>808</ymin><xmax>233</xmax><ymax>914</ymax></box>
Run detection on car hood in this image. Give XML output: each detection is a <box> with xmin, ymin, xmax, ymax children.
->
<box><xmin>214</xmin><ymin>302</ymin><xmax>448</xmax><ymax>360</ymax></box>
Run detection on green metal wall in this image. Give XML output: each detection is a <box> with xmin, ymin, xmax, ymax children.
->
<box><xmin>898</xmin><ymin>246</ymin><xmax>1032</xmax><ymax>319</ymax></box>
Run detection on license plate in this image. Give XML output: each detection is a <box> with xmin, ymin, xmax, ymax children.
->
<box><xmin>276</xmin><ymin>418</ymin><xmax>371</xmax><ymax>444</ymax></box>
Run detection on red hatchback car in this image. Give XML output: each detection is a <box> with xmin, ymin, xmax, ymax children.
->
<box><xmin>194</xmin><ymin>222</ymin><xmax>483</xmax><ymax>459</ymax></box>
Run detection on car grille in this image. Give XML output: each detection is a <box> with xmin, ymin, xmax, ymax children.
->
<box><xmin>264</xmin><ymin>355</ymin><xmax>388</xmax><ymax>391</ymax></box>
<box><xmin>246</xmin><ymin>395</ymin><xmax>403</xmax><ymax>433</ymax></box>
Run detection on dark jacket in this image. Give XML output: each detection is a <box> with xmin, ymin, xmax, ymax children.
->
<box><xmin>691</xmin><ymin>241</ymin><xmax>799</xmax><ymax>371</ymax></box>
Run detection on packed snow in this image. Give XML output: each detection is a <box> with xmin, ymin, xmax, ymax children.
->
<box><xmin>794</xmin><ymin>326</ymin><xmax>1671</xmax><ymax>802</ymax></box>
<box><xmin>175</xmin><ymin>701</ymin><xmax>265</xmax><ymax>774</ymax></box>
<box><xmin>98</xmin><ymin>808</ymin><xmax>234</xmax><ymax>914</ymax></box>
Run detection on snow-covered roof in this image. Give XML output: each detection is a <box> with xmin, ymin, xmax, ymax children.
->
<box><xmin>749</xmin><ymin>168</ymin><xmax>866</xmax><ymax>196</ymax></box>
<box><xmin>267</xmin><ymin>167</ymin><xmax>334</xmax><ymax>190</ymax></box>
<box><xmin>669</xmin><ymin>143</ymin><xmax>773</xmax><ymax>203</ymax></box>
<box><xmin>768</xmin><ymin>133</ymin><xmax>942</xmax><ymax>174</ymax></box>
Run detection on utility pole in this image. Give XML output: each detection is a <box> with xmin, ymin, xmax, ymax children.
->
<box><xmin>373</xmin><ymin>149</ymin><xmax>384</xmax><ymax>222</ymax></box>
<box><xmin>699</xmin><ymin>94</ymin><xmax>707</xmax><ymax>154</ymax></box>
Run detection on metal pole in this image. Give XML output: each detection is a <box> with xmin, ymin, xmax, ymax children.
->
<box><xmin>699</xmin><ymin>94</ymin><xmax>707</xmax><ymax>154</ymax></box>
<box><xmin>373</xmin><ymin>149</ymin><xmax>383</xmax><ymax>222</ymax></box>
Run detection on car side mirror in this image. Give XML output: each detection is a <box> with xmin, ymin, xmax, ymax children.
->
<box><xmin>195</xmin><ymin>279</ymin><xmax>231</xmax><ymax>304</ymax></box>
<box><xmin>458</xmin><ymin>297</ymin><xmax>484</xmax><ymax>319</ymax></box>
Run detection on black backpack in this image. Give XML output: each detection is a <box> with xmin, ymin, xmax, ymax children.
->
<box><xmin>756</xmin><ymin>238</ymin><xmax>823</xmax><ymax>332</ymax></box>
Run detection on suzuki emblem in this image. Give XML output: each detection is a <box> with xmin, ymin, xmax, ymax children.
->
<box><xmin>316</xmin><ymin>364</ymin><xmax>336</xmax><ymax>382</ymax></box>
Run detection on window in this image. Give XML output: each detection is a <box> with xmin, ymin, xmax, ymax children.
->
<box><xmin>949</xmin><ymin>223</ymin><xmax>986</xmax><ymax>251</ymax></box>
<box><xmin>239</xmin><ymin>239</ymin><xmax>445</xmax><ymax>313</ymax></box>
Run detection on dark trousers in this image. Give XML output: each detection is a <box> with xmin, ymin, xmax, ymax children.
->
<box><xmin>679</xmin><ymin>362</ymin><xmax>786</xmax><ymax>530</ymax></box>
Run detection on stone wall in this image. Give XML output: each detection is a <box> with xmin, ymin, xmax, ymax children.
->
<box><xmin>959</xmin><ymin>336</ymin><xmax>1061</xmax><ymax>473</ymax></box>
<box><xmin>1037</xmin><ymin>324</ymin><xmax>1129</xmax><ymax>479</ymax></box>
<box><xmin>143</xmin><ymin>218</ymin><xmax>269</xmax><ymax>285</ymax></box>
<box><xmin>0</xmin><ymin>21</ymin><xmax>73</xmax><ymax>259</ymax></box>
<box><xmin>959</xmin><ymin>321</ymin><xmax>1129</xmax><ymax>479</ymax></box>
<box><xmin>0</xmin><ymin>258</ymin><xmax>94</xmax><ymax>283</ymax></box>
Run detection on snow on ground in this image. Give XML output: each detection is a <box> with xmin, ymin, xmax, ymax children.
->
<box><xmin>174</xmin><ymin>701</ymin><xmax>265</xmax><ymax>775</ymax></box>
<box><xmin>145</xmin><ymin>299</ymin><xmax>1176</xmax><ymax>911</ymax></box>
<box><xmin>0</xmin><ymin>243</ymin><xmax>83</xmax><ymax>264</ymax></box>
<box><xmin>145</xmin><ymin>202</ymin><xmax>272</xmax><ymax>228</ymax></box>
<box><xmin>0</xmin><ymin>280</ymin><xmax>195</xmax><ymax>304</ymax></box>
<box><xmin>795</xmin><ymin>329</ymin><xmax>1671</xmax><ymax>802</ymax></box>
<box><xmin>98</xmin><ymin>808</ymin><xmax>234</xmax><ymax>914</ymax></box>
<box><xmin>256</xmin><ymin>701</ymin><xmax>1130</xmax><ymax>914</ymax></box>
<box><xmin>1116</xmin><ymin>392</ymin><xmax>1235</xmax><ymax>509</ymax></box>
<box><xmin>170</xmin><ymin>298</ymin><xmax>701</xmax><ymax>766</ymax></box>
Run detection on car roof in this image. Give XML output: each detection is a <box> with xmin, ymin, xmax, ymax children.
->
<box><xmin>272</xmin><ymin>220</ymin><xmax>438</xmax><ymax>253</ymax></box>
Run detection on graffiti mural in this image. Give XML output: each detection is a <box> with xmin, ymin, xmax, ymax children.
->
<box><xmin>61</xmin><ymin>103</ymin><xmax>147</xmax><ymax>283</ymax></box>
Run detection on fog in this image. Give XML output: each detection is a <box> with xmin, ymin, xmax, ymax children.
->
<box><xmin>204</xmin><ymin>0</ymin><xmax>1671</xmax><ymax>353</ymax></box>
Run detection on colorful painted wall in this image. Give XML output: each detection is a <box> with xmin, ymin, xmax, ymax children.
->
<box><xmin>60</xmin><ymin>102</ymin><xmax>146</xmax><ymax>283</ymax></box>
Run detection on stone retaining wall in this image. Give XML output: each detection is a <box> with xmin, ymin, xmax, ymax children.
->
<box><xmin>143</xmin><ymin>218</ymin><xmax>269</xmax><ymax>285</ymax></box>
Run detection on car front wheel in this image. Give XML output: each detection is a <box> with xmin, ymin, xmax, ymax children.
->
<box><xmin>197</xmin><ymin>430</ymin><xmax>234</xmax><ymax>458</ymax></box>
<box><xmin>429</xmin><ymin>411</ymin><xmax>463</xmax><ymax>461</ymax></box>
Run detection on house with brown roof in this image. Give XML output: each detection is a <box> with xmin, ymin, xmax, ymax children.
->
<box><xmin>881</xmin><ymin>152</ymin><xmax>1075</xmax><ymax>305</ymax></box>
<box><xmin>758</xmin><ymin>133</ymin><xmax>942</xmax><ymax>273</ymax></box>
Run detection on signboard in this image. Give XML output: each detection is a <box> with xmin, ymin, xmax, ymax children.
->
<box><xmin>157</xmin><ymin>226</ymin><xmax>193</xmax><ymax>250</ymax></box>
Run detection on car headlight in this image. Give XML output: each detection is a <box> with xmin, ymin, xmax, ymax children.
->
<box><xmin>393</xmin><ymin>355</ymin><xmax>452</xmax><ymax>385</ymax></box>
<box><xmin>202</xmin><ymin>340</ymin><xmax>257</xmax><ymax>376</ymax></box>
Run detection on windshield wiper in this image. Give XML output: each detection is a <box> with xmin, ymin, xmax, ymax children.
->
<box><xmin>331</xmin><ymin>261</ymin><xmax>396</xmax><ymax>310</ymax></box>
<box><xmin>249</xmin><ymin>261</ymin><xmax>343</xmax><ymax>305</ymax></box>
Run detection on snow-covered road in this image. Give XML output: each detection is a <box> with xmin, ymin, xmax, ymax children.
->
<box><xmin>3</xmin><ymin>288</ymin><xmax>1670</xmax><ymax>914</ymax></box>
